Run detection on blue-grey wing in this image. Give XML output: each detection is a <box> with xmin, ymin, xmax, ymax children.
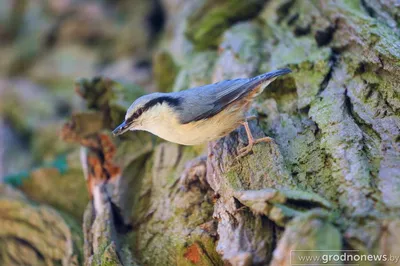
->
<box><xmin>177</xmin><ymin>68</ymin><xmax>291</xmax><ymax>124</ymax></box>
<box><xmin>177</xmin><ymin>78</ymin><xmax>252</xmax><ymax>124</ymax></box>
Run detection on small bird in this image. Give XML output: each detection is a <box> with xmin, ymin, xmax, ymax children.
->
<box><xmin>113</xmin><ymin>68</ymin><xmax>291</xmax><ymax>157</ymax></box>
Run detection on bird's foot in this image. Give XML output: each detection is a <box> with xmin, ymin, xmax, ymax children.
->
<box><xmin>235</xmin><ymin>119</ymin><xmax>273</xmax><ymax>159</ymax></box>
<box><xmin>236</xmin><ymin>143</ymin><xmax>254</xmax><ymax>159</ymax></box>
<box><xmin>236</xmin><ymin>137</ymin><xmax>273</xmax><ymax>159</ymax></box>
<box><xmin>253</xmin><ymin>136</ymin><xmax>273</xmax><ymax>144</ymax></box>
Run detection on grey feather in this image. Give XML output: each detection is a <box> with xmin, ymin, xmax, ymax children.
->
<box><xmin>176</xmin><ymin>68</ymin><xmax>291</xmax><ymax>124</ymax></box>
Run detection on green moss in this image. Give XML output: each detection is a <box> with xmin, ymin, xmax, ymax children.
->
<box><xmin>153</xmin><ymin>51</ymin><xmax>179</xmax><ymax>92</ymax></box>
<box><xmin>284</xmin><ymin>210</ymin><xmax>342</xmax><ymax>260</ymax></box>
<box><xmin>261</xmin><ymin>34</ymin><xmax>331</xmax><ymax>109</ymax></box>
<box><xmin>235</xmin><ymin>188</ymin><xmax>332</xmax><ymax>226</ymax></box>
<box><xmin>260</xmin><ymin>112</ymin><xmax>339</xmax><ymax>202</ymax></box>
<box><xmin>225</xmin><ymin>170</ymin><xmax>242</xmax><ymax>190</ymax></box>
<box><xmin>186</xmin><ymin>0</ymin><xmax>266</xmax><ymax>50</ymax></box>
<box><xmin>100</xmin><ymin>243</ymin><xmax>123</xmax><ymax>266</ymax></box>
<box><xmin>131</xmin><ymin>144</ymin><xmax>218</xmax><ymax>266</ymax></box>
<box><xmin>340</xmin><ymin>0</ymin><xmax>364</xmax><ymax>12</ymax></box>
<box><xmin>91</xmin><ymin>243</ymin><xmax>112</xmax><ymax>266</ymax></box>
<box><xmin>269</xmin><ymin>203</ymin><xmax>301</xmax><ymax>226</ymax></box>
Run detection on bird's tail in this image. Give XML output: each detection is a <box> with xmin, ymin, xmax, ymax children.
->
<box><xmin>246</xmin><ymin>68</ymin><xmax>291</xmax><ymax>96</ymax></box>
<box><xmin>251</xmin><ymin>68</ymin><xmax>292</xmax><ymax>83</ymax></box>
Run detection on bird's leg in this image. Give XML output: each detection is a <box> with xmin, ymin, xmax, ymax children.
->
<box><xmin>236</xmin><ymin>118</ymin><xmax>273</xmax><ymax>158</ymax></box>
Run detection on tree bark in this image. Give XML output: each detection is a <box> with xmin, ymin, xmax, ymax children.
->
<box><xmin>2</xmin><ymin>0</ymin><xmax>398</xmax><ymax>265</ymax></box>
<box><xmin>68</xmin><ymin>0</ymin><xmax>400</xmax><ymax>265</ymax></box>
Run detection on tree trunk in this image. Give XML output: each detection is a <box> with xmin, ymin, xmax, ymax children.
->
<box><xmin>1</xmin><ymin>0</ymin><xmax>399</xmax><ymax>265</ymax></box>
<box><xmin>66</xmin><ymin>0</ymin><xmax>400</xmax><ymax>265</ymax></box>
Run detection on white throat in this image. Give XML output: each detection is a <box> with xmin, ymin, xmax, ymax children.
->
<box><xmin>131</xmin><ymin>103</ymin><xmax>180</xmax><ymax>135</ymax></box>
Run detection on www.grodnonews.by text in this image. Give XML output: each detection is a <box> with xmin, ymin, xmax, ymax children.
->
<box><xmin>291</xmin><ymin>250</ymin><xmax>400</xmax><ymax>265</ymax></box>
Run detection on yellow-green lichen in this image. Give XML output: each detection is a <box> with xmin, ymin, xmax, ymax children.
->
<box><xmin>186</xmin><ymin>0</ymin><xmax>266</xmax><ymax>50</ymax></box>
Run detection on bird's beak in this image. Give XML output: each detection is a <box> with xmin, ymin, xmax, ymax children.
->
<box><xmin>112</xmin><ymin>120</ymin><xmax>131</xmax><ymax>136</ymax></box>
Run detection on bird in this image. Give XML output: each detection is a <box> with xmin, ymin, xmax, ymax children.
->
<box><xmin>113</xmin><ymin>68</ymin><xmax>291</xmax><ymax>158</ymax></box>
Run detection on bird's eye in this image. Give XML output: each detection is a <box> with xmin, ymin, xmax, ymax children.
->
<box><xmin>128</xmin><ymin>107</ymin><xmax>144</xmax><ymax>121</ymax></box>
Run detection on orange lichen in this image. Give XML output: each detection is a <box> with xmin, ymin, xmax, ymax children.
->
<box><xmin>183</xmin><ymin>243</ymin><xmax>201</xmax><ymax>264</ymax></box>
<box><xmin>61</xmin><ymin>118</ymin><xmax>121</xmax><ymax>198</ymax></box>
<box><xmin>98</xmin><ymin>133</ymin><xmax>121</xmax><ymax>181</ymax></box>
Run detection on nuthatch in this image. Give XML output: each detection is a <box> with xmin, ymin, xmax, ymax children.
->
<box><xmin>113</xmin><ymin>68</ymin><xmax>291</xmax><ymax>157</ymax></box>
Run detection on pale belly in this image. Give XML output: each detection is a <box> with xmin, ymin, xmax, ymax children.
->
<box><xmin>140</xmin><ymin>107</ymin><xmax>246</xmax><ymax>145</ymax></box>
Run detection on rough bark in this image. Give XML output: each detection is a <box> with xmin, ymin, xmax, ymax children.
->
<box><xmin>64</xmin><ymin>0</ymin><xmax>400</xmax><ymax>265</ymax></box>
<box><xmin>0</xmin><ymin>0</ymin><xmax>399</xmax><ymax>266</ymax></box>
<box><xmin>0</xmin><ymin>184</ymin><xmax>83</xmax><ymax>265</ymax></box>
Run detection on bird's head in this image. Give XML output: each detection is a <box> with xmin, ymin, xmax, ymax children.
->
<box><xmin>112</xmin><ymin>93</ymin><xmax>181</xmax><ymax>136</ymax></box>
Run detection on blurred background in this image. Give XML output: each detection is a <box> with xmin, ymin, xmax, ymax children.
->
<box><xmin>0</xmin><ymin>0</ymin><xmax>164</xmax><ymax>181</ymax></box>
<box><xmin>0</xmin><ymin>1</ymin><xmax>168</xmax><ymax>264</ymax></box>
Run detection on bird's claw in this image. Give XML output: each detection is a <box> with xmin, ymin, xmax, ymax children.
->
<box><xmin>253</xmin><ymin>136</ymin><xmax>273</xmax><ymax>144</ymax></box>
<box><xmin>236</xmin><ymin>144</ymin><xmax>254</xmax><ymax>159</ymax></box>
<box><xmin>235</xmin><ymin>137</ymin><xmax>274</xmax><ymax>159</ymax></box>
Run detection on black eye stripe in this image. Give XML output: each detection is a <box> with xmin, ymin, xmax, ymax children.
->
<box><xmin>125</xmin><ymin>96</ymin><xmax>181</xmax><ymax>122</ymax></box>
<box><xmin>126</xmin><ymin>107</ymin><xmax>144</xmax><ymax>122</ymax></box>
